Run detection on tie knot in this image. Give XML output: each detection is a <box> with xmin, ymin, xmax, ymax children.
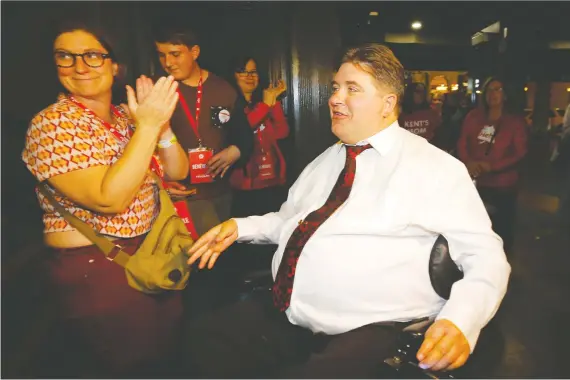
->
<box><xmin>345</xmin><ymin>144</ymin><xmax>372</xmax><ymax>160</ymax></box>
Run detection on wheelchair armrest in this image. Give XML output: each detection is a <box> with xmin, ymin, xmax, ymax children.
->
<box><xmin>402</xmin><ymin>317</ymin><xmax>435</xmax><ymax>333</ymax></box>
<box><xmin>239</xmin><ymin>269</ymin><xmax>273</xmax><ymax>296</ymax></box>
<box><xmin>383</xmin><ymin>317</ymin><xmax>504</xmax><ymax>379</ymax></box>
<box><xmin>242</xmin><ymin>269</ymin><xmax>272</xmax><ymax>285</ymax></box>
<box><xmin>383</xmin><ymin>320</ymin><xmax>456</xmax><ymax>379</ymax></box>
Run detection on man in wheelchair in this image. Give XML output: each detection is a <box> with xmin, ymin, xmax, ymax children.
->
<box><xmin>185</xmin><ymin>43</ymin><xmax>510</xmax><ymax>378</ymax></box>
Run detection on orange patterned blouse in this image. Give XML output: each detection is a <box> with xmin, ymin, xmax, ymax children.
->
<box><xmin>22</xmin><ymin>95</ymin><xmax>159</xmax><ymax>238</ymax></box>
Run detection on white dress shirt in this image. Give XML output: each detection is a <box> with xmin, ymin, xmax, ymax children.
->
<box><xmin>235</xmin><ymin>121</ymin><xmax>511</xmax><ymax>351</ymax></box>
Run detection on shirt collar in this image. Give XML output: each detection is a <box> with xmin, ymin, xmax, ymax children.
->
<box><xmin>336</xmin><ymin>120</ymin><xmax>400</xmax><ymax>156</ymax></box>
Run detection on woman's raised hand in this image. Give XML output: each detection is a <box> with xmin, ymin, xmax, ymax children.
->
<box><xmin>126</xmin><ymin>75</ymin><xmax>179</xmax><ymax>133</ymax></box>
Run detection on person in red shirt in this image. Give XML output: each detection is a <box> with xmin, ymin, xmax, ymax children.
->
<box><xmin>228</xmin><ymin>56</ymin><xmax>290</xmax><ymax>217</ymax></box>
<box><xmin>457</xmin><ymin>77</ymin><xmax>528</xmax><ymax>255</ymax></box>
<box><xmin>399</xmin><ymin>82</ymin><xmax>442</xmax><ymax>142</ymax></box>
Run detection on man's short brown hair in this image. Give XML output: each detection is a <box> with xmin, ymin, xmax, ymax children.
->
<box><xmin>154</xmin><ymin>26</ymin><xmax>200</xmax><ymax>49</ymax></box>
<box><xmin>341</xmin><ymin>43</ymin><xmax>405</xmax><ymax>103</ymax></box>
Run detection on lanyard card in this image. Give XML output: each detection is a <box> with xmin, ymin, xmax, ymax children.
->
<box><xmin>256</xmin><ymin>150</ymin><xmax>276</xmax><ymax>181</ymax></box>
<box><xmin>254</xmin><ymin>127</ymin><xmax>276</xmax><ymax>181</ymax></box>
<box><xmin>189</xmin><ymin>147</ymin><xmax>214</xmax><ymax>184</ymax></box>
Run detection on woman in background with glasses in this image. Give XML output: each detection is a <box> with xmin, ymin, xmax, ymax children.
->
<box><xmin>228</xmin><ymin>56</ymin><xmax>290</xmax><ymax>217</ymax></box>
<box><xmin>457</xmin><ymin>77</ymin><xmax>528</xmax><ymax>257</ymax></box>
<box><xmin>21</xmin><ymin>21</ymin><xmax>187</xmax><ymax>377</ymax></box>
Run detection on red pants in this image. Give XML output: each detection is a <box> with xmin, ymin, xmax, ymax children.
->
<box><xmin>46</xmin><ymin>235</ymin><xmax>183</xmax><ymax>376</ymax></box>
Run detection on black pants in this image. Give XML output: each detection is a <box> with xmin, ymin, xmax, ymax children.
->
<box><xmin>232</xmin><ymin>186</ymin><xmax>289</xmax><ymax>218</ymax></box>
<box><xmin>477</xmin><ymin>186</ymin><xmax>518</xmax><ymax>256</ymax></box>
<box><xmin>184</xmin><ymin>293</ymin><xmax>404</xmax><ymax>379</ymax></box>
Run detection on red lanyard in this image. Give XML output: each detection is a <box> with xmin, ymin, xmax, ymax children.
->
<box><xmin>246</xmin><ymin>102</ymin><xmax>267</xmax><ymax>151</ymax></box>
<box><xmin>68</xmin><ymin>96</ymin><xmax>161</xmax><ymax>176</ymax></box>
<box><xmin>70</xmin><ymin>96</ymin><xmax>127</xmax><ymax>141</ymax></box>
<box><xmin>177</xmin><ymin>74</ymin><xmax>203</xmax><ymax>146</ymax></box>
<box><xmin>256</xmin><ymin>125</ymin><xmax>266</xmax><ymax>152</ymax></box>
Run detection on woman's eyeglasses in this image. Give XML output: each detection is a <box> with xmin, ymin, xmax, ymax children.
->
<box><xmin>54</xmin><ymin>51</ymin><xmax>111</xmax><ymax>68</ymax></box>
<box><xmin>236</xmin><ymin>70</ymin><xmax>258</xmax><ymax>78</ymax></box>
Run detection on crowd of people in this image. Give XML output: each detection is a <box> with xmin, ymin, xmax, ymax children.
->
<box><xmin>21</xmin><ymin>17</ymin><xmax>552</xmax><ymax>378</ymax></box>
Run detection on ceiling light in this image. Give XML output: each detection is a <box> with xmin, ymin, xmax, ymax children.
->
<box><xmin>369</xmin><ymin>11</ymin><xmax>379</xmax><ymax>16</ymax></box>
<box><xmin>411</xmin><ymin>21</ymin><xmax>422</xmax><ymax>30</ymax></box>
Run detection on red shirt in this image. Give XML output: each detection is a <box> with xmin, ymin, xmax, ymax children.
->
<box><xmin>457</xmin><ymin>108</ymin><xmax>528</xmax><ymax>189</ymax></box>
<box><xmin>399</xmin><ymin>108</ymin><xmax>442</xmax><ymax>141</ymax></box>
<box><xmin>230</xmin><ymin>101</ymin><xmax>289</xmax><ymax>190</ymax></box>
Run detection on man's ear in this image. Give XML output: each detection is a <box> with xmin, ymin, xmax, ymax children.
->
<box><xmin>191</xmin><ymin>45</ymin><xmax>201</xmax><ymax>60</ymax></box>
<box><xmin>382</xmin><ymin>93</ymin><xmax>399</xmax><ymax>118</ymax></box>
<box><xmin>112</xmin><ymin>63</ymin><xmax>119</xmax><ymax>77</ymax></box>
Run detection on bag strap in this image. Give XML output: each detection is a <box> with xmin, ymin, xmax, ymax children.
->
<box><xmin>36</xmin><ymin>171</ymin><xmax>166</xmax><ymax>267</ymax></box>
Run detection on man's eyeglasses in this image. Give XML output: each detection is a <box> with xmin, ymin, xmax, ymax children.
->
<box><xmin>237</xmin><ymin>70</ymin><xmax>258</xmax><ymax>78</ymax></box>
<box><xmin>487</xmin><ymin>87</ymin><xmax>503</xmax><ymax>93</ymax></box>
<box><xmin>54</xmin><ymin>51</ymin><xmax>112</xmax><ymax>68</ymax></box>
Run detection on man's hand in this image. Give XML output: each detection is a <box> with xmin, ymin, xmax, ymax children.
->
<box><xmin>165</xmin><ymin>181</ymin><xmax>196</xmax><ymax>197</ymax></box>
<box><xmin>207</xmin><ymin>145</ymin><xmax>241</xmax><ymax>178</ymax></box>
<box><xmin>416</xmin><ymin>319</ymin><xmax>471</xmax><ymax>372</ymax></box>
<box><xmin>187</xmin><ymin>219</ymin><xmax>238</xmax><ymax>269</ymax></box>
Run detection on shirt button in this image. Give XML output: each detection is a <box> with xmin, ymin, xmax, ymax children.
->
<box><xmin>89</xmin><ymin>259</ymin><xmax>95</xmax><ymax>263</ymax></box>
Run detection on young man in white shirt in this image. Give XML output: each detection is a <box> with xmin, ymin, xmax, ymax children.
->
<box><xmin>185</xmin><ymin>43</ymin><xmax>511</xmax><ymax>378</ymax></box>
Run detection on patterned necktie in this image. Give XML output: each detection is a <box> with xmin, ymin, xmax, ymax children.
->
<box><xmin>272</xmin><ymin>144</ymin><xmax>373</xmax><ymax>311</ymax></box>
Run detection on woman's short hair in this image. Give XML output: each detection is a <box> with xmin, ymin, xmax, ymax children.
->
<box><xmin>54</xmin><ymin>20</ymin><xmax>119</xmax><ymax>63</ymax></box>
<box><xmin>52</xmin><ymin>20</ymin><xmax>126</xmax><ymax>101</ymax></box>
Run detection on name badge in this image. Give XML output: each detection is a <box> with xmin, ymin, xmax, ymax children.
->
<box><xmin>256</xmin><ymin>151</ymin><xmax>276</xmax><ymax>181</ymax></box>
<box><xmin>189</xmin><ymin>147</ymin><xmax>214</xmax><ymax>184</ymax></box>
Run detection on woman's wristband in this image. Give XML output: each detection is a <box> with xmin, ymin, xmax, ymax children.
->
<box><xmin>157</xmin><ymin>135</ymin><xmax>178</xmax><ymax>149</ymax></box>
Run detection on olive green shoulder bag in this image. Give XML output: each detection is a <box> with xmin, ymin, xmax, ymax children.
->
<box><xmin>38</xmin><ymin>173</ymin><xmax>194</xmax><ymax>294</ymax></box>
